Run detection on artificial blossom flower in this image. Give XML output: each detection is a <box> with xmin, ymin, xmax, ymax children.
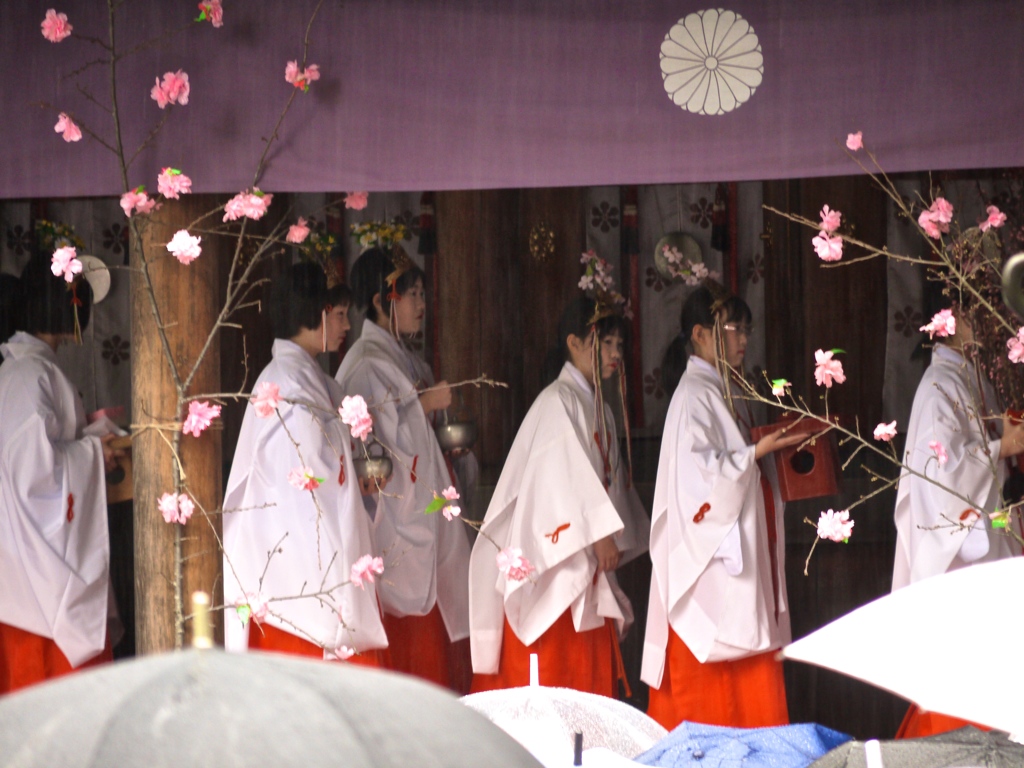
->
<box><xmin>51</xmin><ymin>246</ymin><xmax>82</xmax><ymax>282</ymax></box>
<box><xmin>54</xmin><ymin>112</ymin><xmax>82</xmax><ymax>142</ymax></box>
<box><xmin>329</xmin><ymin>645</ymin><xmax>356</xmax><ymax>661</ymax></box>
<box><xmin>284</xmin><ymin>60</ymin><xmax>320</xmax><ymax>92</ymax></box>
<box><xmin>496</xmin><ymin>547</ymin><xmax>535</xmax><ymax>581</ymax></box>
<box><xmin>979</xmin><ymin>205</ymin><xmax>1007</xmax><ymax>233</ymax></box>
<box><xmin>811</xmin><ymin>230</ymin><xmax>843</xmax><ymax>262</ymax></box>
<box><xmin>873</xmin><ymin>421</ymin><xmax>897</xmax><ymax>442</ymax></box>
<box><xmin>845</xmin><ymin>131</ymin><xmax>863</xmax><ymax>151</ymax></box>
<box><xmin>150</xmin><ymin>70</ymin><xmax>190</xmax><ymax>109</ymax></box>
<box><xmin>41</xmin><ymin>9</ymin><xmax>73</xmax><ymax>42</ymax></box>
<box><xmin>286</xmin><ymin>217</ymin><xmax>310</xmax><ymax>244</ymax></box>
<box><xmin>1007</xmin><ymin>328</ymin><xmax>1024</xmax><ymax>364</ymax></box>
<box><xmin>223</xmin><ymin>189</ymin><xmax>273</xmax><ymax>222</ymax></box>
<box><xmin>918</xmin><ymin>198</ymin><xmax>953</xmax><ymax>239</ymax></box>
<box><xmin>183</xmin><ymin>400</ymin><xmax>221</xmax><ymax>437</ymax></box>
<box><xmin>441</xmin><ymin>486</ymin><xmax>461</xmax><ymax>521</ymax></box>
<box><xmin>157</xmin><ymin>167</ymin><xmax>192</xmax><ymax>199</ymax></box>
<box><xmin>234</xmin><ymin>593</ymin><xmax>268</xmax><ymax>627</ymax></box>
<box><xmin>349</xmin><ymin>554</ymin><xmax>384</xmax><ymax>589</ymax></box>
<box><xmin>813</xmin><ymin>349</ymin><xmax>846</xmax><ymax>388</ymax></box>
<box><xmin>158</xmin><ymin>492</ymin><xmax>194</xmax><ymax>525</ymax></box>
<box><xmin>771</xmin><ymin>378</ymin><xmax>791</xmax><ymax>398</ymax></box>
<box><xmin>166</xmin><ymin>229</ymin><xmax>202</xmax><ymax>265</ymax></box>
<box><xmin>120</xmin><ymin>186</ymin><xmax>157</xmax><ymax>217</ymax></box>
<box><xmin>919</xmin><ymin>308</ymin><xmax>956</xmax><ymax>340</ymax></box>
<box><xmin>929</xmin><ymin>440</ymin><xmax>948</xmax><ymax>467</ymax></box>
<box><xmin>345</xmin><ymin>192</ymin><xmax>369</xmax><ymax>211</ymax></box>
<box><xmin>288</xmin><ymin>467</ymin><xmax>322</xmax><ymax>491</ymax></box>
<box><xmin>819</xmin><ymin>205</ymin><xmax>842</xmax><ymax>234</ymax></box>
<box><xmin>816</xmin><ymin>508</ymin><xmax>854</xmax><ymax>542</ymax></box>
<box><xmin>339</xmin><ymin>395</ymin><xmax>373</xmax><ymax>441</ymax></box>
<box><xmin>251</xmin><ymin>381</ymin><xmax>282</xmax><ymax>417</ymax></box>
<box><xmin>196</xmin><ymin>0</ymin><xmax>223</xmax><ymax>28</ymax></box>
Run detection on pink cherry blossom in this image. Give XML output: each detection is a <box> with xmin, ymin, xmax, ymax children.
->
<box><xmin>197</xmin><ymin>0</ymin><xmax>223</xmax><ymax>28</ymax></box>
<box><xmin>919</xmin><ymin>308</ymin><xmax>956</xmax><ymax>339</ymax></box>
<box><xmin>811</xmin><ymin>230</ymin><xmax>843</xmax><ymax>262</ymax></box>
<box><xmin>345</xmin><ymin>192</ymin><xmax>369</xmax><ymax>211</ymax></box>
<box><xmin>845</xmin><ymin>131</ymin><xmax>863</xmax><ymax>151</ymax></box>
<box><xmin>328</xmin><ymin>645</ymin><xmax>356</xmax><ymax>661</ymax></box>
<box><xmin>121</xmin><ymin>187</ymin><xmax>153</xmax><ymax>217</ymax></box>
<box><xmin>979</xmin><ymin>205</ymin><xmax>1007</xmax><ymax>233</ymax></box>
<box><xmin>150</xmin><ymin>70</ymin><xmax>190</xmax><ymax>109</ymax></box>
<box><xmin>349</xmin><ymin>554</ymin><xmax>384</xmax><ymax>589</ymax></box>
<box><xmin>286</xmin><ymin>217</ymin><xmax>311</xmax><ymax>244</ymax></box>
<box><xmin>813</xmin><ymin>349</ymin><xmax>846</xmax><ymax>388</ymax></box>
<box><xmin>251</xmin><ymin>381</ymin><xmax>282</xmax><ymax>417</ymax></box>
<box><xmin>284</xmin><ymin>60</ymin><xmax>320</xmax><ymax>92</ymax></box>
<box><xmin>158</xmin><ymin>492</ymin><xmax>194</xmax><ymax>525</ymax></box>
<box><xmin>223</xmin><ymin>189</ymin><xmax>273</xmax><ymax>222</ymax></box>
<box><xmin>873</xmin><ymin>421</ymin><xmax>897</xmax><ymax>441</ymax></box>
<box><xmin>338</xmin><ymin>395</ymin><xmax>373</xmax><ymax>441</ymax></box>
<box><xmin>51</xmin><ymin>246</ymin><xmax>82</xmax><ymax>282</ymax></box>
<box><xmin>918</xmin><ymin>209</ymin><xmax>942</xmax><ymax>239</ymax></box>
<box><xmin>288</xmin><ymin>467</ymin><xmax>321</xmax><ymax>491</ymax></box>
<box><xmin>929</xmin><ymin>440</ymin><xmax>948</xmax><ymax>467</ymax></box>
<box><xmin>441</xmin><ymin>486</ymin><xmax>461</xmax><ymax>521</ymax></box>
<box><xmin>41</xmin><ymin>9</ymin><xmax>73</xmax><ymax>42</ymax></box>
<box><xmin>177</xmin><ymin>494</ymin><xmax>195</xmax><ymax>523</ymax></box>
<box><xmin>182</xmin><ymin>399</ymin><xmax>221</xmax><ymax>437</ymax></box>
<box><xmin>54</xmin><ymin>112</ymin><xmax>82</xmax><ymax>142</ymax></box>
<box><xmin>157</xmin><ymin>168</ymin><xmax>192</xmax><ymax>199</ymax></box>
<box><xmin>771</xmin><ymin>379</ymin><xmax>791</xmax><ymax>397</ymax></box>
<box><xmin>819</xmin><ymin>205</ymin><xmax>842</xmax><ymax>234</ymax></box>
<box><xmin>816</xmin><ymin>509</ymin><xmax>854</xmax><ymax>542</ymax></box>
<box><xmin>930</xmin><ymin>198</ymin><xmax>953</xmax><ymax>225</ymax></box>
<box><xmin>150</xmin><ymin>79</ymin><xmax>169</xmax><ymax>109</ymax></box>
<box><xmin>496</xmin><ymin>547</ymin><xmax>535</xmax><ymax>581</ymax></box>
<box><xmin>1007</xmin><ymin>328</ymin><xmax>1024</xmax><ymax>364</ymax></box>
<box><xmin>166</xmin><ymin>229</ymin><xmax>202</xmax><ymax>265</ymax></box>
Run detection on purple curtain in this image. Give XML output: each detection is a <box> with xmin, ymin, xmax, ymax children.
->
<box><xmin>5</xmin><ymin>0</ymin><xmax>1023</xmax><ymax>199</ymax></box>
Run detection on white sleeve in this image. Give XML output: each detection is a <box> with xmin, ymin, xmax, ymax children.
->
<box><xmin>713</xmin><ymin>520</ymin><xmax>743</xmax><ymax>576</ymax></box>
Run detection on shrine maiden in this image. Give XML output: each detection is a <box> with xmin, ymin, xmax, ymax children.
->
<box><xmin>224</xmin><ymin>264</ymin><xmax>387</xmax><ymax>664</ymax></box>
<box><xmin>335</xmin><ymin>244</ymin><xmax>471</xmax><ymax>688</ymax></box>
<box><xmin>470</xmin><ymin>295</ymin><xmax>649</xmax><ymax>695</ymax></box>
<box><xmin>642</xmin><ymin>284</ymin><xmax>802</xmax><ymax>729</ymax></box>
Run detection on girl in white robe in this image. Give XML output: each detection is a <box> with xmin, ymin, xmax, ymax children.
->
<box><xmin>223</xmin><ymin>265</ymin><xmax>388</xmax><ymax>663</ymax></box>
<box><xmin>335</xmin><ymin>246</ymin><xmax>471</xmax><ymax>688</ymax></box>
<box><xmin>469</xmin><ymin>297</ymin><xmax>649</xmax><ymax>696</ymax></box>
<box><xmin>642</xmin><ymin>284</ymin><xmax>803</xmax><ymax>729</ymax></box>
<box><xmin>0</xmin><ymin>257</ymin><xmax>122</xmax><ymax>692</ymax></box>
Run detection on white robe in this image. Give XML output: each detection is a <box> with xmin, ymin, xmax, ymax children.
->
<box><xmin>335</xmin><ymin>320</ymin><xmax>471</xmax><ymax>641</ymax></box>
<box><xmin>0</xmin><ymin>332</ymin><xmax>109</xmax><ymax>667</ymax></box>
<box><xmin>223</xmin><ymin>339</ymin><xmax>388</xmax><ymax>656</ymax></box>
<box><xmin>642</xmin><ymin>356</ymin><xmax>790</xmax><ymax>689</ymax></box>
<box><xmin>892</xmin><ymin>344</ymin><xmax>1019</xmax><ymax>590</ymax></box>
<box><xmin>470</xmin><ymin>362</ymin><xmax>649</xmax><ymax>675</ymax></box>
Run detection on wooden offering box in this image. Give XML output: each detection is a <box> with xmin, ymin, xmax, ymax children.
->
<box><xmin>750</xmin><ymin>415</ymin><xmax>841</xmax><ymax>502</ymax></box>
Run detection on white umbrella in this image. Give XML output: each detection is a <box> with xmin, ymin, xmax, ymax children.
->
<box><xmin>783</xmin><ymin>557</ymin><xmax>1024</xmax><ymax>737</ymax></box>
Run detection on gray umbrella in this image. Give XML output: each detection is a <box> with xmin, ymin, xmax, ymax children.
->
<box><xmin>0</xmin><ymin>648</ymin><xmax>544</xmax><ymax>768</ymax></box>
<box><xmin>809</xmin><ymin>727</ymin><xmax>1024</xmax><ymax>768</ymax></box>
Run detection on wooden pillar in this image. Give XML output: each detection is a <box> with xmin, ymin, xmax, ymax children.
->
<box><xmin>131</xmin><ymin>194</ymin><xmax>224</xmax><ymax>653</ymax></box>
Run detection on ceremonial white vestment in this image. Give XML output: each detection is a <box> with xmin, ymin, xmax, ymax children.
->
<box><xmin>0</xmin><ymin>332</ymin><xmax>109</xmax><ymax>667</ymax></box>
<box><xmin>642</xmin><ymin>356</ymin><xmax>789</xmax><ymax>688</ymax></box>
<box><xmin>893</xmin><ymin>345</ymin><xmax>1019</xmax><ymax>590</ymax></box>
<box><xmin>224</xmin><ymin>339</ymin><xmax>387</xmax><ymax>656</ymax></box>
<box><xmin>335</xmin><ymin>321</ymin><xmax>471</xmax><ymax>641</ymax></box>
<box><xmin>470</xmin><ymin>362</ymin><xmax>648</xmax><ymax>675</ymax></box>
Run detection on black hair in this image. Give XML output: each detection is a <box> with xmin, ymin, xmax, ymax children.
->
<box><xmin>0</xmin><ymin>273</ymin><xmax>22</xmax><ymax>348</ymax></box>
<box><xmin>269</xmin><ymin>262</ymin><xmax>328</xmax><ymax>339</ymax></box>
<box><xmin>19</xmin><ymin>256</ymin><xmax>93</xmax><ymax>336</ymax></box>
<box><xmin>661</xmin><ymin>285</ymin><xmax>752</xmax><ymax>393</ymax></box>
<box><xmin>543</xmin><ymin>296</ymin><xmax>629</xmax><ymax>384</ymax></box>
<box><xmin>325</xmin><ymin>283</ymin><xmax>352</xmax><ymax>310</ymax></box>
<box><xmin>348</xmin><ymin>246</ymin><xmax>427</xmax><ymax>323</ymax></box>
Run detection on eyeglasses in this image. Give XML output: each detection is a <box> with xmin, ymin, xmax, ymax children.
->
<box><xmin>722</xmin><ymin>323</ymin><xmax>753</xmax><ymax>336</ymax></box>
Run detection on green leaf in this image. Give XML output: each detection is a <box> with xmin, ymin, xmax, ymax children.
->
<box><xmin>424</xmin><ymin>496</ymin><xmax>446</xmax><ymax>515</ymax></box>
<box><xmin>235</xmin><ymin>604</ymin><xmax>252</xmax><ymax>627</ymax></box>
<box><xmin>831</xmin><ymin>348</ymin><xmax>846</xmax><ymax>355</ymax></box>
<box><xmin>992</xmin><ymin>516</ymin><xmax>1008</xmax><ymax>529</ymax></box>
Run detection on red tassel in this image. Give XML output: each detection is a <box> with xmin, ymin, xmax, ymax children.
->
<box><xmin>410</xmin><ymin>454</ymin><xmax>418</xmax><ymax>483</ymax></box>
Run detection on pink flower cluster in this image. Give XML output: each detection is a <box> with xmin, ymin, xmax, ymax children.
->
<box><xmin>813</xmin><ymin>349</ymin><xmax>845</xmax><ymax>388</ymax></box>
<box><xmin>51</xmin><ymin>246</ymin><xmax>82</xmax><ymax>282</ymax></box>
<box><xmin>846</xmin><ymin>131</ymin><xmax>863</xmax><ymax>151</ymax></box>
<box><xmin>819</xmin><ymin>205</ymin><xmax>842</xmax><ymax>234</ymax></box>
<box><xmin>918</xmin><ymin>198</ymin><xmax>953</xmax><ymax>239</ymax></box>
<box><xmin>158</xmin><ymin>492</ymin><xmax>195</xmax><ymax>525</ymax></box>
<box><xmin>350</xmin><ymin>554</ymin><xmax>384</xmax><ymax>589</ymax></box>
<box><xmin>286</xmin><ymin>217</ymin><xmax>311</xmax><ymax>244</ymax></box>
<box><xmin>223</xmin><ymin>189</ymin><xmax>273</xmax><ymax>222</ymax></box>
<box><xmin>919</xmin><ymin>308</ymin><xmax>955</xmax><ymax>340</ymax></box>
<box><xmin>54</xmin><ymin>113</ymin><xmax>82</xmax><ymax>143</ymax></box>
<box><xmin>182</xmin><ymin>400</ymin><xmax>221</xmax><ymax>437</ymax></box>
<box><xmin>771</xmin><ymin>379</ymin><xmax>791</xmax><ymax>397</ymax></box>
<box><xmin>251</xmin><ymin>381</ymin><xmax>282</xmax><ymax>417</ymax></box>
<box><xmin>496</xmin><ymin>547</ymin><xmax>535</xmax><ymax>581</ymax></box>
<box><xmin>157</xmin><ymin>168</ymin><xmax>192</xmax><ymax>200</ymax></box>
<box><xmin>288</xmin><ymin>467</ymin><xmax>321</xmax><ymax>491</ymax></box>
<box><xmin>928</xmin><ymin>440</ymin><xmax>948</xmax><ymax>467</ymax></box>
<box><xmin>339</xmin><ymin>395</ymin><xmax>373</xmax><ymax>441</ymax></box>
<box><xmin>166</xmin><ymin>230</ymin><xmax>202</xmax><ymax>265</ymax></box>
<box><xmin>979</xmin><ymin>205</ymin><xmax>1006</xmax><ymax>233</ymax></box>
<box><xmin>873</xmin><ymin>421</ymin><xmax>897</xmax><ymax>442</ymax></box>
<box><xmin>120</xmin><ymin>187</ymin><xmax>158</xmax><ymax>217</ymax></box>
<box><xmin>345</xmin><ymin>192</ymin><xmax>369</xmax><ymax>211</ymax></box>
<box><xmin>579</xmin><ymin>250</ymin><xmax>615</xmax><ymax>292</ymax></box>
<box><xmin>662</xmin><ymin>245</ymin><xmax>715</xmax><ymax>286</ymax></box>
<box><xmin>196</xmin><ymin>0</ymin><xmax>223</xmax><ymax>28</ymax></box>
<box><xmin>41</xmin><ymin>9</ymin><xmax>73</xmax><ymax>43</ymax></box>
<box><xmin>441</xmin><ymin>486</ymin><xmax>461</xmax><ymax>521</ymax></box>
<box><xmin>151</xmin><ymin>70</ymin><xmax>190</xmax><ymax>109</ymax></box>
<box><xmin>285</xmin><ymin>61</ymin><xmax>320</xmax><ymax>92</ymax></box>
<box><xmin>816</xmin><ymin>509</ymin><xmax>854</xmax><ymax>542</ymax></box>
<box><xmin>1007</xmin><ymin>328</ymin><xmax>1024</xmax><ymax>364</ymax></box>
